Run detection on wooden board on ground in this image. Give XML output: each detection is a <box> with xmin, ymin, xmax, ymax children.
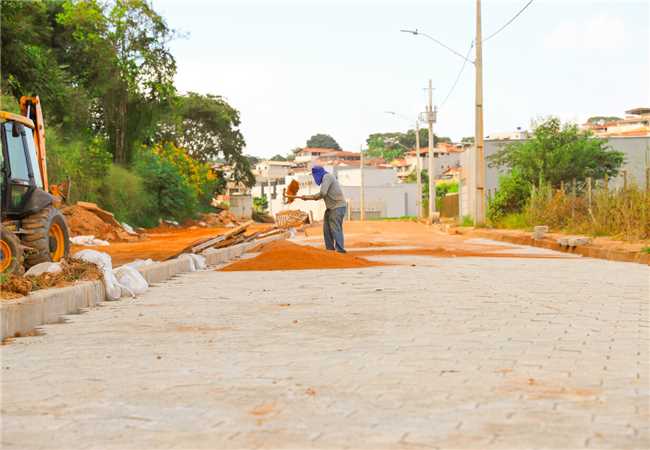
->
<box><xmin>166</xmin><ymin>220</ymin><xmax>255</xmax><ymax>259</ymax></box>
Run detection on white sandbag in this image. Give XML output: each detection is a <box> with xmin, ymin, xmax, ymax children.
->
<box><xmin>24</xmin><ymin>262</ymin><xmax>62</xmax><ymax>277</ymax></box>
<box><xmin>124</xmin><ymin>258</ymin><xmax>154</xmax><ymax>270</ymax></box>
<box><xmin>177</xmin><ymin>253</ymin><xmax>207</xmax><ymax>271</ymax></box>
<box><xmin>70</xmin><ymin>235</ymin><xmax>109</xmax><ymax>246</ymax></box>
<box><xmin>114</xmin><ymin>265</ymin><xmax>148</xmax><ymax>296</ymax></box>
<box><xmin>73</xmin><ymin>249</ymin><xmax>127</xmax><ymax>300</ymax></box>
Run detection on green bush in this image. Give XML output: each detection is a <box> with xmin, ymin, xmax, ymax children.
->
<box><xmin>134</xmin><ymin>148</ymin><xmax>198</xmax><ymax>223</ymax></box>
<box><xmin>487</xmin><ymin>170</ymin><xmax>531</xmax><ymax>222</ymax></box>
<box><xmin>99</xmin><ymin>165</ymin><xmax>154</xmax><ymax>227</ymax></box>
<box><xmin>253</xmin><ymin>196</ymin><xmax>268</xmax><ymax>213</ymax></box>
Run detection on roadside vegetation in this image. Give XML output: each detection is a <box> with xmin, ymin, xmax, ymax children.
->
<box><xmin>1</xmin><ymin>0</ymin><xmax>254</xmax><ymax>227</ymax></box>
<box><xmin>486</xmin><ymin>117</ymin><xmax>649</xmax><ymax>241</ymax></box>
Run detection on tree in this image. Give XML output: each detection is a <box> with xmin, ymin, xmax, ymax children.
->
<box><xmin>57</xmin><ymin>0</ymin><xmax>177</xmax><ymax>162</ymax></box>
<box><xmin>0</xmin><ymin>0</ymin><xmax>89</xmax><ymax>131</ymax></box>
<box><xmin>306</xmin><ymin>133</ymin><xmax>340</xmax><ymax>150</ymax></box>
<box><xmin>488</xmin><ymin>117</ymin><xmax>624</xmax><ymax>188</ymax></box>
<box><xmin>270</xmin><ymin>154</ymin><xmax>287</xmax><ymax>161</ymax></box>
<box><xmin>155</xmin><ymin>92</ymin><xmax>253</xmax><ymax>187</ymax></box>
<box><xmin>461</xmin><ymin>136</ymin><xmax>474</xmax><ymax>144</ymax></box>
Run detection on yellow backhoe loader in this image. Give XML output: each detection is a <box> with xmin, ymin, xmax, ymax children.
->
<box><xmin>1</xmin><ymin>96</ymin><xmax>70</xmax><ymax>273</ymax></box>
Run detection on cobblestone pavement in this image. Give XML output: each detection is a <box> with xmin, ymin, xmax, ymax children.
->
<box><xmin>1</xmin><ymin>245</ymin><xmax>648</xmax><ymax>449</ymax></box>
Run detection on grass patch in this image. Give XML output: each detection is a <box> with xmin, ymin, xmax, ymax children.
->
<box><xmin>642</xmin><ymin>246</ymin><xmax>650</xmax><ymax>254</ymax></box>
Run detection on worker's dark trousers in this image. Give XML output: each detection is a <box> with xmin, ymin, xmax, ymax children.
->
<box><xmin>323</xmin><ymin>206</ymin><xmax>346</xmax><ymax>253</ymax></box>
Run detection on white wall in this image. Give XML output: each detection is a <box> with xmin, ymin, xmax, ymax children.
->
<box><xmin>265</xmin><ymin>169</ymin><xmax>417</xmax><ymax>221</ymax></box>
<box><xmin>230</xmin><ymin>194</ymin><xmax>252</xmax><ymax>218</ymax></box>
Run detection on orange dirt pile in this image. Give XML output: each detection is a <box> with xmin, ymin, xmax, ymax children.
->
<box><xmin>62</xmin><ymin>205</ymin><xmax>135</xmax><ymax>241</ymax></box>
<box><xmin>219</xmin><ymin>240</ymin><xmax>383</xmax><ymax>271</ymax></box>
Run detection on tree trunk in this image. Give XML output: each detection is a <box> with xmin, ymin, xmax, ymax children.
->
<box><xmin>114</xmin><ymin>95</ymin><xmax>128</xmax><ymax>164</ymax></box>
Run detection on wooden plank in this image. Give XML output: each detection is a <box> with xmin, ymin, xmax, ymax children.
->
<box><xmin>165</xmin><ymin>221</ymin><xmax>254</xmax><ymax>260</ymax></box>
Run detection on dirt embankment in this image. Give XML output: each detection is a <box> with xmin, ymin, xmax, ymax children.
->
<box><xmin>219</xmin><ymin>240</ymin><xmax>383</xmax><ymax>272</ymax></box>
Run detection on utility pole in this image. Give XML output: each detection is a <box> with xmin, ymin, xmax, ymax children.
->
<box><xmin>415</xmin><ymin>120</ymin><xmax>422</xmax><ymax>218</ymax></box>
<box><xmin>474</xmin><ymin>0</ymin><xmax>486</xmax><ymax>224</ymax></box>
<box><xmin>359</xmin><ymin>145</ymin><xmax>365</xmax><ymax>221</ymax></box>
<box><xmin>427</xmin><ymin>79</ymin><xmax>436</xmax><ymax>222</ymax></box>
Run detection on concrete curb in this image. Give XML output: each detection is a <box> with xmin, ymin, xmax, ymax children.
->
<box><xmin>1</xmin><ymin>231</ymin><xmax>288</xmax><ymax>340</ymax></box>
<box><xmin>470</xmin><ymin>230</ymin><xmax>650</xmax><ymax>266</ymax></box>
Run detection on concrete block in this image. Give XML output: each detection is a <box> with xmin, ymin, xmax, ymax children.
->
<box><xmin>557</xmin><ymin>235</ymin><xmax>592</xmax><ymax>247</ymax></box>
<box><xmin>532</xmin><ymin>225</ymin><xmax>549</xmax><ymax>240</ymax></box>
<box><xmin>138</xmin><ymin>258</ymin><xmax>193</xmax><ymax>284</ymax></box>
<box><xmin>1</xmin><ymin>281</ymin><xmax>104</xmax><ymax>339</ymax></box>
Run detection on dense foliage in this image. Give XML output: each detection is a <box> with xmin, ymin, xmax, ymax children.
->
<box><xmin>306</xmin><ymin>133</ymin><xmax>340</xmax><ymax>150</ymax></box>
<box><xmin>1</xmin><ymin>0</ymin><xmax>253</xmax><ymax>226</ymax></box>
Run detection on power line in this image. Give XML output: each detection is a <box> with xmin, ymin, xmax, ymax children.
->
<box><xmin>483</xmin><ymin>0</ymin><xmax>534</xmax><ymax>42</ymax></box>
<box><xmin>440</xmin><ymin>41</ymin><xmax>474</xmax><ymax>109</ymax></box>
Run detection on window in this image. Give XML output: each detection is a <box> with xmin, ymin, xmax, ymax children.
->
<box><xmin>4</xmin><ymin>123</ymin><xmax>29</xmax><ymax>181</ymax></box>
<box><xmin>23</xmin><ymin>128</ymin><xmax>43</xmax><ymax>188</ymax></box>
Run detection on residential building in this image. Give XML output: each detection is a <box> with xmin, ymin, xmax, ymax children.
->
<box><xmin>294</xmin><ymin>147</ymin><xmax>343</xmax><ymax>163</ymax></box>
<box><xmin>582</xmin><ymin>108</ymin><xmax>650</xmax><ymax>137</ymax></box>
<box><xmin>254</xmin><ymin>160</ymin><xmax>294</xmax><ymax>180</ymax></box>
<box><xmin>404</xmin><ymin>143</ymin><xmax>463</xmax><ymax>179</ymax></box>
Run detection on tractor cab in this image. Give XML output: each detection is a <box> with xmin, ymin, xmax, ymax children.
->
<box><xmin>0</xmin><ymin>111</ymin><xmax>51</xmax><ymax>220</ymax></box>
<box><xmin>1</xmin><ymin>97</ymin><xmax>69</xmax><ymax>273</ymax></box>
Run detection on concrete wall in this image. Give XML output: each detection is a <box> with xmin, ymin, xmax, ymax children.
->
<box><xmin>229</xmin><ymin>194</ymin><xmax>252</xmax><ymax>218</ymax></box>
<box><xmin>608</xmin><ymin>137</ymin><xmax>650</xmax><ymax>188</ymax></box>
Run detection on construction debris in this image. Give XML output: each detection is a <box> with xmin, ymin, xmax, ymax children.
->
<box><xmin>275</xmin><ymin>209</ymin><xmax>310</xmax><ymax>229</ymax></box>
<box><xmin>1</xmin><ymin>258</ymin><xmax>102</xmax><ymax>299</ymax></box>
<box><xmin>169</xmin><ymin>220</ymin><xmax>254</xmax><ymax>259</ymax></box>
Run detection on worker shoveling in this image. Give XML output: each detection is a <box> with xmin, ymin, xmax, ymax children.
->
<box><xmin>282</xmin><ymin>166</ymin><xmax>348</xmax><ymax>253</ymax></box>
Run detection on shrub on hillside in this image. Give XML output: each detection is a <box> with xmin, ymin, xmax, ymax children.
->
<box><xmin>134</xmin><ymin>148</ymin><xmax>198</xmax><ymax>223</ymax></box>
<box><xmin>99</xmin><ymin>165</ymin><xmax>155</xmax><ymax>228</ymax></box>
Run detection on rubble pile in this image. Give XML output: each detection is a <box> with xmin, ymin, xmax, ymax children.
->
<box><xmin>275</xmin><ymin>209</ymin><xmax>310</xmax><ymax>229</ymax></box>
<box><xmin>200</xmin><ymin>210</ymin><xmax>242</xmax><ymax>227</ymax></box>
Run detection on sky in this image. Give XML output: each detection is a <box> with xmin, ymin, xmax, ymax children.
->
<box><xmin>155</xmin><ymin>0</ymin><xmax>650</xmax><ymax>158</ymax></box>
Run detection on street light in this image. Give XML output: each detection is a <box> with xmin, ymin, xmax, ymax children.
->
<box><xmin>400</xmin><ymin>29</ymin><xmax>474</xmax><ymax>65</ymax></box>
<box><xmin>384</xmin><ymin>111</ymin><xmax>424</xmax><ymax>219</ymax></box>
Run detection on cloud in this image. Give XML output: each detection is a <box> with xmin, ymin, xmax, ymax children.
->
<box><xmin>544</xmin><ymin>14</ymin><xmax>626</xmax><ymax>50</ymax></box>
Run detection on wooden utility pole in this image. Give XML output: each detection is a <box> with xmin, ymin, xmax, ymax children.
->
<box><xmin>474</xmin><ymin>0</ymin><xmax>486</xmax><ymax>224</ymax></box>
<box><xmin>415</xmin><ymin>120</ymin><xmax>422</xmax><ymax>218</ymax></box>
<box><xmin>427</xmin><ymin>79</ymin><xmax>436</xmax><ymax>221</ymax></box>
<box><xmin>360</xmin><ymin>145</ymin><xmax>365</xmax><ymax>221</ymax></box>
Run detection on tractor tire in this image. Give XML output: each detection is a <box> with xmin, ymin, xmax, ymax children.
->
<box><xmin>1</xmin><ymin>228</ymin><xmax>24</xmax><ymax>274</ymax></box>
<box><xmin>21</xmin><ymin>207</ymin><xmax>70</xmax><ymax>268</ymax></box>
